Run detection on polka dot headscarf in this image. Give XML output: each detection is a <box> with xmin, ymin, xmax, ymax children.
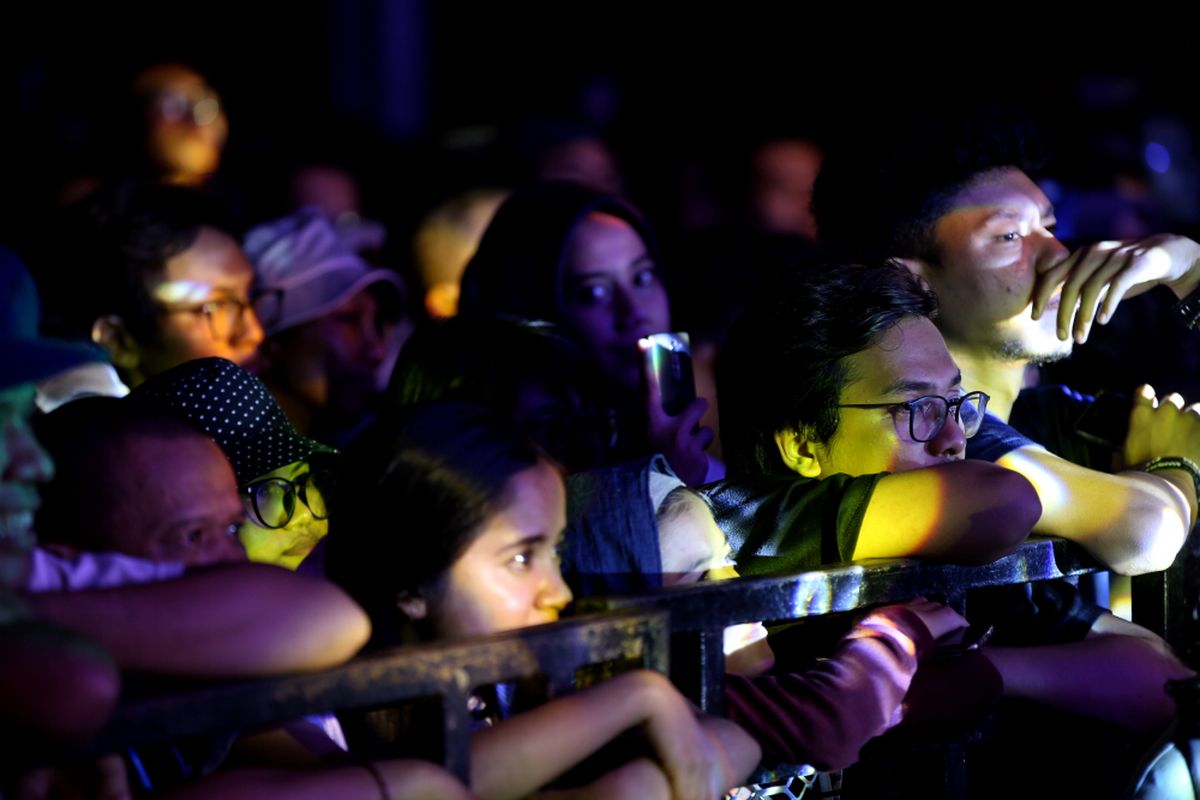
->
<box><xmin>131</xmin><ymin>357</ymin><xmax>337</xmax><ymax>485</ymax></box>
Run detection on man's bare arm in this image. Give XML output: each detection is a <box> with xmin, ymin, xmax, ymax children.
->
<box><xmin>995</xmin><ymin>446</ymin><xmax>1189</xmax><ymax>574</ymax></box>
<box><xmin>853</xmin><ymin>460</ymin><xmax>1040</xmax><ymax>563</ymax></box>
<box><xmin>27</xmin><ymin>563</ymin><xmax>371</xmax><ymax>677</ymax></box>
<box><xmin>991</xmin><ymin>384</ymin><xmax>1200</xmax><ymax>575</ymax></box>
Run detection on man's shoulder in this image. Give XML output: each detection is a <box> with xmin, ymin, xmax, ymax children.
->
<box><xmin>967</xmin><ymin>412</ymin><xmax>1038</xmax><ymax>463</ymax></box>
<box><xmin>1010</xmin><ymin>384</ymin><xmax>1108</xmax><ymax>468</ymax></box>
<box><xmin>703</xmin><ymin>472</ymin><xmax>884</xmax><ymax>573</ymax></box>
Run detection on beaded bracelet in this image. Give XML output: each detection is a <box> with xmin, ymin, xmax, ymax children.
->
<box><xmin>1143</xmin><ymin>456</ymin><xmax>1200</xmax><ymax>505</ymax></box>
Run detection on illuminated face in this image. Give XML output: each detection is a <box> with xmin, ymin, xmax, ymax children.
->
<box><xmin>922</xmin><ymin>168</ymin><xmax>1071</xmax><ymax>363</ymax></box>
<box><xmin>752</xmin><ymin>138</ymin><xmax>822</xmax><ymax>239</ymax></box>
<box><xmin>238</xmin><ymin>460</ymin><xmax>328</xmax><ymax>571</ymax></box>
<box><xmin>0</xmin><ymin>383</ymin><xmax>52</xmax><ymax>588</ymax></box>
<box><xmin>814</xmin><ymin>316</ymin><xmax>969</xmax><ymax>476</ymax></box>
<box><xmin>142</xmin><ymin>226</ymin><xmax>264</xmax><ymax>379</ymax></box>
<box><xmin>138</xmin><ymin>65</ymin><xmax>228</xmax><ymax>184</ymax></box>
<box><xmin>560</xmin><ymin>212</ymin><xmax>671</xmax><ymax>393</ymax></box>
<box><xmin>423</xmin><ymin>460</ymin><xmax>572</xmax><ymax>640</ymax></box>
<box><xmin>103</xmin><ymin>432</ymin><xmax>247</xmax><ymax>567</ymax></box>
<box><xmin>266</xmin><ymin>289</ymin><xmax>402</xmax><ymax>415</ymax></box>
<box><xmin>658</xmin><ymin>491</ymin><xmax>773</xmax><ymax>677</ymax></box>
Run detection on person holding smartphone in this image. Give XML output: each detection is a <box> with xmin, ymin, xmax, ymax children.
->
<box><xmin>459</xmin><ymin>181</ymin><xmax>716</xmax><ymax>486</ymax></box>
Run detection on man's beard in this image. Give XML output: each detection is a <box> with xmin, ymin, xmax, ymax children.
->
<box><xmin>994</xmin><ymin>336</ymin><xmax>1073</xmax><ymax>366</ymax></box>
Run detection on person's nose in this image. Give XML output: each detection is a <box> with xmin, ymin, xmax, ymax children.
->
<box><xmin>209</xmin><ymin>528</ymin><xmax>248</xmax><ymax>565</ymax></box>
<box><xmin>1034</xmin><ymin>228</ymin><xmax>1070</xmax><ymax>268</ymax></box>
<box><xmin>927</xmin><ymin>408</ymin><xmax>967</xmax><ymax>460</ymax></box>
<box><xmin>612</xmin><ymin>285</ymin><xmax>649</xmax><ymax>333</ymax></box>
<box><xmin>538</xmin><ymin>565</ymin><xmax>574</xmax><ymax>616</ymax></box>
<box><xmin>235</xmin><ymin>304</ymin><xmax>265</xmax><ymax>354</ymax></box>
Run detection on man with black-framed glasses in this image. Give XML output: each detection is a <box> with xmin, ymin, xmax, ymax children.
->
<box><xmin>710</xmin><ymin>260</ymin><xmax>1192</xmax><ymax>764</ymax></box>
<box><xmin>708</xmin><ymin>262</ymin><xmax>1040</xmax><ymax>570</ymax></box>
<box><xmin>34</xmin><ymin>181</ymin><xmax>267</xmax><ymax>404</ymax></box>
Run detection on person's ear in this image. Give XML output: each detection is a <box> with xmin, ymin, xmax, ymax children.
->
<box><xmin>773</xmin><ymin>426</ymin><xmax>824</xmax><ymax>478</ymax></box>
<box><xmin>396</xmin><ymin>591</ymin><xmax>428</xmax><ymax>621</ymax></box>
<box><xmin>893</xmin><ymin>257</ymin><xmax>934</xmax><ymax>292</ymax></box>
<box><xmin>90</xmin><ymin>316</ymin><xmax>141</xmax><ymax>371</ymax></box>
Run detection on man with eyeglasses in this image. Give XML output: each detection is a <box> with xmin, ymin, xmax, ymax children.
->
<box><xmin>1</xmin><ymin>246</ymin><xmax>370</xmax><ymax>791</ymax></box>
<box><xmin>811</xmin><ymin>108</ymin><xmax>1200</xmax><ymax>578</ymax></box>
<box><xmin>709</xmin><ymin>262</ymin><xmax>1191</xmax><ymax>746</ymax></box>
<box><xmin>710</xmin><ymin>262</ymin><xmax>1039</xmax><ymax>570</ymax></box>
<box><xmin>807</xmin><ymin>109</ymin><xmax>1200</xmax><ymax>795</ymax></box>
<box><xmin>133</xmin><ymin>357</ymin><xmax>339</xmax><ymax>571</ymax></box>
<box><xmin>35</xmin><ymin>182</ymin><xmax>267</xmax><ymax>406</ymax></box>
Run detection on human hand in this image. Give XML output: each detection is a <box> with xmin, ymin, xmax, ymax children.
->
<box><xmin>891</xmin><ymin>597</ymin><xmax>970</xmax><ymax>643</ymax></box>
<box><xmin>637</xmin><ymin>671</ymin><xmax>724</xmax><ymax>800</ymax></box>
<box><xmin>1031</xmin><ymin>234</ymin><xmax>1200</xmax><ymax>344</ymax></box>
<box><xmin>1122</xmin><ymin>384</ymin><xmax>1200</xmax><ymax>470</ymax></box>
<box><xmin>643</xmin><ymin>392</ymin><xmax>715</xmax><ymax>489</ymax></box>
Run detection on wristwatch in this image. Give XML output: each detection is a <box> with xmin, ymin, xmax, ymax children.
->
<box><xmin>1175</xmin><ymin>284</ymin><xmax>1200</xmax><ymax>329</ymax></box>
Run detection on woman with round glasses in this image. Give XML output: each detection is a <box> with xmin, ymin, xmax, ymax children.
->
<box><xmin>133</xmin><ymin>357</ymin><xmax>336</xmax><ymax>569</ymax></box>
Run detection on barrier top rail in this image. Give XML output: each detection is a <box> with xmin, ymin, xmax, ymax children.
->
<box><xmin>580</xmin><ymin>536</ymin><xmax>1103</xmax><ymax>711</ymax></box>
<box><xmin>88</xmin><ymin>608</ymin><xmax>670</xmax><ymax>782</ymax></box>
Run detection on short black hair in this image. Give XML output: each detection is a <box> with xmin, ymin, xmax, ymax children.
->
<box><xmin>812</xmin><ymin>106</ymin><xmax>1048</xmax><ymax>264</ymax></box>
<box><xmin>39</xmin><ymin>181</ymin><xmax>227</xmax><ymax>344</ymax></box>
<box><xmin>719</xmin><ymin>263</ymin><xmax>938</xmax><ymax>477</ymax></box>
<box><xmin>33</xmin><ymin>396</ymin><xmax>205</xmax><ymax>550</ymax></box>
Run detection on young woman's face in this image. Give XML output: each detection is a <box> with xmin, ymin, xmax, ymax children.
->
<box><xmin>560</xmin><ymin>212</ymin><xmax>671</xmax><ymax>393</ymax></box>
<box><xmin>423</xmin><ymin>460</ymin><xmax>573</xmax><ymax>640</ymax></box>
<box><xmin>238</xmin><ymin>460</ymin><xmax>330</xmax><ymax>571</ymax></box>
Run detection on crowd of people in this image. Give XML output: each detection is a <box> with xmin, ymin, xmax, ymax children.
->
<box><xmin>6</xmin><ymin>62</ymin><xmax>1200</xmax><ymax>799</ymax></box>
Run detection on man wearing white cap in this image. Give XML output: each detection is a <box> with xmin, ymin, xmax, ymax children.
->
<box><xmin>246</xmin><ymin>207</ymin><xmax>411</xmax><ymax>445</ymax></box>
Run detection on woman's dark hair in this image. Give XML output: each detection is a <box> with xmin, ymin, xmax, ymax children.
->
<box><xmin>719</xmin><ymin>263</ymin><xmax>938</xmax><ymax>477</ymax></box>
<box><xmin>458</xmin><ymin>180</ymin><xmax>665</xmax><ymax>324</ymax></box>
<box><xmin>326</xmin><ymin>402</ymin><xmax>548</xmax><ymax>649</ymax></box>
<box><xmin>388</xmin><ymin>315</ymin><xmax>609</xmax><ymax>472</ymax></box>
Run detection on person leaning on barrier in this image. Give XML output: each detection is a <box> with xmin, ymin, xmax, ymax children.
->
<box><xmin>0</xmin><ymin>246</ymin><xmax>121</xmax><ymax>762</ymax></box>
<box><xmin>562</xmin><ymin>454</ymin><xmax>974</xmax><ymax>771</ymax></box>
<box><xmin>712</xmin><ymin>261</ymin><xmax>1192</xmax><ymax>741</ymax></box>
<box><xmin>5</xmin><ymin>248</ymin><xmax>473</xmax><ymax>799</ymax></box>
<box><xmin>713</xmin><ymin>262</ymin><xmax>1041</xmax><ymax>572</ymax></box>
<box><xmin>812</xmin><ymin>108</ymin><xmax>1200</xmax><ymax>577</ymax></box>
<box><xmin>328</xmin><ymin>402</ymin><xmax>761</xmax><ymax>799</ymax></box>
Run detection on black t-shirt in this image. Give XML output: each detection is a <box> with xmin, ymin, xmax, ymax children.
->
<box><xmin>703</xmin><ymin>472</ymin><xmax>884</xmax><ymax>575</ymax></box>
<box><xmin>966</xmin><ymin>411</ymin><xmax>1037</xmax><ymax>462</ymax></box>
<box><xmin>1008</xmin><ymin>384</ymin><xmax>1113</xmax><ymax>470</ymax></box>
<box><xmin>966</xmin><ymin>391</ymin><xmax>1107</xmax><ymax>644</ymax></box>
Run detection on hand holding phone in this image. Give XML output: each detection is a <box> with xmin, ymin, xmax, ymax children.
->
<box><xmin>640</xmin><ymin>332</ymin><xmax>713</xmax><ymax>486</ymax></box>
<box><xmin>639</xmin><ymin>332</ymin><xmax>696</xmax><ymax>416</ymax></box>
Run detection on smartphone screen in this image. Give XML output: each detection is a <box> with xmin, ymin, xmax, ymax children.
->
<box><xmin>639</xmin><ymin>332</ymin><xmax>696</xmax><ymax>416</ymax></box>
